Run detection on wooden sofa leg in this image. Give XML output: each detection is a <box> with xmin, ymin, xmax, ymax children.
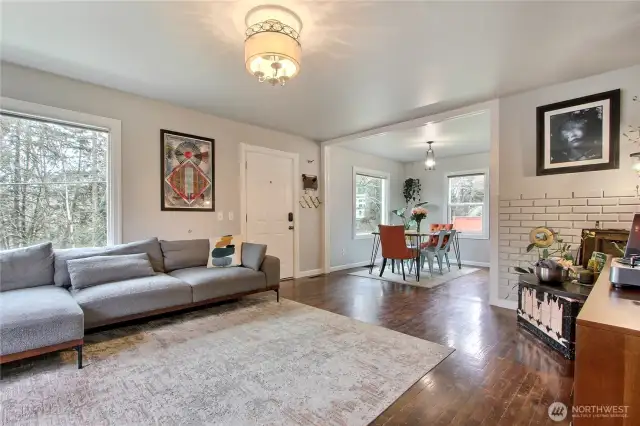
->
<box><xmin>275</xmin><ymin>288</ymin><xmax>280</xmax><ymax>303</ymax></box>
<box><xmin>76</xmin><ymin>344</ymin><xmax>83</xmax><ymax>369</ymax></box>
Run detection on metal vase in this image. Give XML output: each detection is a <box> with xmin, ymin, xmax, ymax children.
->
<box><xmin>534</xmin><ymin>266</ymin><xmax>568</xmax><ymax>283</ymax></box>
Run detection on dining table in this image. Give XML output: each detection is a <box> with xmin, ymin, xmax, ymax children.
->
<box><xmin>368</xmin><ymin>230</ymin><xmax>462</xmax><ymax>281</ymax></box>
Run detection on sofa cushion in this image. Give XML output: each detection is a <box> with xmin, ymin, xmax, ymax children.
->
<box><xmin>54</xmin><ymin>238</ymin><xmax>164</xmax><ymax>287</ymax></box>
<box><xmin>168</xmin><ymin>266</ymin><xmax>266</xmax><ymax>303</ymax></box>
<box><xmin>241</xmin><ymin>242</ymin><xmax>267</xmax><ymax>271</ymax></box>
<box><xmin>71</xmin><ymin>273</ymin><xmax>192</xmax><ymax>328</ymax></box>
<box><xmin>0</xmin><ymin>286</ymin><xmax>84</xmax><ymax>356</ymax></box>
<box><xmin>160</xmin><ymin>239</ymin><xmax>209</xmax><ymax>272</ymax></box>
<box><xmin>0</xmin><ymin>242</ymin><xmax>54</xmax><ymax>292</ymax></box>
<box><xmin>67</xmin><ymin>253</ymin><xmax>156</xmax><ymax>290</ymax></box>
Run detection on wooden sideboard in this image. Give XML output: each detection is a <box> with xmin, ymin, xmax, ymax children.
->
<box><xmin>573</xmin><ymin>259</ymin><xmax>640</xmax><ymax>425</ymax></box>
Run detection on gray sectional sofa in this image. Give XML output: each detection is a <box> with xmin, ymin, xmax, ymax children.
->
<box><xmin>0</xmin><ymin>238</ymin><xmax>280</xmax><ymax>368</ymax></box>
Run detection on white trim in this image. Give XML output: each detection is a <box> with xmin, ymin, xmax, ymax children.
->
<box><xmin>330</xmin><ymin>260</ymin><xmax>373</xmax><ymax>272</ymax></box>
<box><xmin>297</xmin><ymin>268</ymin><xmax>324</xmax><ymax>278</ymax></box>
<box><xmin>487</xmin><ymin>99</ymin><xmax>502</xmax><ymax>310</ymax></box>
<box><xmin>322</xmin><ymin>144</ymin><xmax>331</xmax><ymax>274</ymax></box>
<box><xmin>239</xmin><ymin>143</ymin><xmax>300</xmax><ymax>279</ymax></box>
<box><xmin>444</xmin><ymin>168</ymin><xmax>490</xmax><ymax>240</ymax></box>
<box><xmin>461</xmin><ymin>260</ymin><xmax>490</xmax><ymax>268</ymax></box>
<box><xmin>352</xmin><ymin>166</ymin><xmax>391</xmax><ymax>240</ymax></box>
<box><xmin>490</xmin><ymin>298</ymin><xmax>517</xmax><ymax>311</ymax></box>
<box><xmin>0</xmin><ymin>97</ymin><xmax>122</xmax><ymax>245</ymax></box>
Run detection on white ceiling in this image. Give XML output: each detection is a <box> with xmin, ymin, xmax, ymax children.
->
<box><xmin>337</xmin><ymin>111</ymin><xmax>490</xmax><ymax>162</ymax></box>
<box><xmin>2</xmin><ymin>1</ymin><xmax>640</xmax><ymax>141</ymax></box>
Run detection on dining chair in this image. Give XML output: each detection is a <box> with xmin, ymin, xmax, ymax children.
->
<box><xmin>378</xmin><ymin>225</ymin><xmax>418</xmax><ymax>280</ymax></box>
<box><xmin>442</xmin><ymin>229</ymin><xmax>457</xmax><ymax>271</ymax></box>
<box><xmin>419</xmin><ymin>230</ymin><xmax>448</xmax><ymax>275</ymax></box>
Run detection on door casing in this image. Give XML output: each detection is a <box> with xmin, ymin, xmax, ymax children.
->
<box><xmin>239</xmin><ymin>143</ymin><xmax>300</xmax><ymax>279</ymax></box>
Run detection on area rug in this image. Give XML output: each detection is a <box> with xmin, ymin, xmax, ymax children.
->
<box><xmin>349</xmin><ymin>264</ymin><xmax>480</xmax><ymax>289</ymax></box>
<box><xmin>0</xmin><ymin>295</ymin><xmax>453</xmax><ymax>426</ymax></box>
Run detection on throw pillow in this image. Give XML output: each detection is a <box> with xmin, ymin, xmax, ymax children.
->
<box><xmin>207</xmin><ymin>235</ymin><xmax>242</xmax><ymax>268</ymax></box>
<box><xmin>67</xmin><ymin>253</ymin><xmax>156</xmax><ymax>290</ymax></box>
<box><xmin>0</xmin><ymin>242</ymin><xmax>54</xmax><ymax>292</ymax></box>
<box><xmin>241</xmin><ymin>242</ymin><xmax>267</xmax><ymax>271</ymax></box>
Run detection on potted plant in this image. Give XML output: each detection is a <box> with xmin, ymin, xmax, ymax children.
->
<box><xmin>514</xmin><ymin>232</ymin><xmax>575</xmax><ymax>284</ymax></box>
<box><xmin>392</xmin><ymin>178</ymin><xmax>427</xmax><ymax>230</ymax></box>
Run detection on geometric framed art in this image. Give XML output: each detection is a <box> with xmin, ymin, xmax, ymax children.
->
<box><xmin>536</xmin><ymin>89</ymin><xmax>620</xmax><ymax>176</ymax></box>
<box><xmin>160</xmin><ymin>129</ymin><xmax>215</xmax><ymax>211</ymax></box>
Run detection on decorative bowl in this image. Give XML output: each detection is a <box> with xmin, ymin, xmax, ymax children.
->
<box><xmin>535</xmin><ymin>266</ymin><xmax>568</xmax><ymax>283</ymax></box>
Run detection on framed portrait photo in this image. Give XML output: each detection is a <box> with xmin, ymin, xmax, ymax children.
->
<box><xmin>161</xmin><ymin>129</ymin><xmax>215</xmax><ymax>211</ymax></box>
<box><xmin>536</xmin><ymin>89</ymin><xmax>620</xmax><ymax>176</ymax></box>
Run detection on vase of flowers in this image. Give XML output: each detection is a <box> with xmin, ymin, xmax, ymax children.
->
<box><xmin>411</xmin><ymin>206</ymin><xmax>428</xmax><ymax>233</ymax></box>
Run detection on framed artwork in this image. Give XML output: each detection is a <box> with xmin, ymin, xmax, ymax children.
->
<box><xmin>161</xmin><ymin>129</ymin><xmax>215</xmax><ymax>211</ymax></box>
<box><xmin>536</xmin><ymin>89</ymin><xmax>620</xmax><ymax>176</ymax></box>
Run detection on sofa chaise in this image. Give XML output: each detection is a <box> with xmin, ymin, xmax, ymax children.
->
<box><xmin>0</xmin><ymin>238</ymin><xmax>280</xmax><ymax>369</ymax></box>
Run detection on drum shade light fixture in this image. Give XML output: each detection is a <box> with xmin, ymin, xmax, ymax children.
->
<box><xmin>424</xmin><ymin>141</ymin><xmax>436</xmax><ymax>171</ymax></box>
<box><xmin>244</xmin><ymin>5</ymin><xmax>302</xmax><ymax>86</ymax></box>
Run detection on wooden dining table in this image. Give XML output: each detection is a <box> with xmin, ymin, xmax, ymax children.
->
<box><xmin>368</xmin><ymin>230</ymin><xmax>462</xmax><ymax>281</ymax></box>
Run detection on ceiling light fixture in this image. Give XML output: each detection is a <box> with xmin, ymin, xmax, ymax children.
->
<box><xmin>425</xmin><ymin>141</ymin><xmax>436</xmax><ymax>171</ymax></box>
<box><xmin>244</xmin><ymin>5</ymin><xmax>302</xmax><ymax>86</ymax></box>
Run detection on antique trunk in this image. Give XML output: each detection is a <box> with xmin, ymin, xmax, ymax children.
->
<box><xmin>517</xmin><ymin>274</ymin><xmax>592</xmax><ymax>360</ymax></box>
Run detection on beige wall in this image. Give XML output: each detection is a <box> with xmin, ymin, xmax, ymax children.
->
<box><xmin>497</xmin><ymin>64</ymin><xmax>640</xmax><ymax>301</ymax></box>
<box><xmin>405</xmin><ymin>152</ymin><xmax>491</xmax><ymax>265</ymax></box>
<box><xmin>0</xmin><ymin>62</ymin><xmax>322</xmax><ymax>272</ymax></box>
<box><xmin>329</xmin><ymin>146</ymin><xmax>404</xmax><ymax>269</ymax></box>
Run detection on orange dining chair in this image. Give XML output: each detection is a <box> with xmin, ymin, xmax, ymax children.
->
<box><xmin>378</xmin><ymin>225</ymin><xmax>419</xmax><ymax>280</ymax></box>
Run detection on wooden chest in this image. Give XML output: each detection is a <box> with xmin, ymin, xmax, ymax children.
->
<box><xmin>517</xmin><ymin>274</ymin><xmax>592</xmax><ymax>360</ymax></box>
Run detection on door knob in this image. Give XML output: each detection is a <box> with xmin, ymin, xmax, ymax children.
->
<box><xmin>288</xmin><ymin>226</ymin><xmax>294</xmax><ymax>230</ymax></box>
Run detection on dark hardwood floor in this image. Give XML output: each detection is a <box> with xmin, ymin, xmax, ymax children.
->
<box><xmin>279</xmin><ymin>268</ymin><xmax>574</xmax><ymax>426</ymax></box>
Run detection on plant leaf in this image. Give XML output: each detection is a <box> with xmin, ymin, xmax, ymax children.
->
<box><xmin>542</xmin><ymin>248</ymin><xmax>549</xmax><ymax>259</ymax></box>
<box><xmin>526</xmin><ymin>243</ymin><xmax>535</xmax><ymax>252</ymax></box>
<box><xmin>513</xmin><ymin>267</ymin><xmax>530</xmax><ymax>274</ymax></box>
<box><xmin>528</xmin><ymin>267</ymin><xmax>534</xmax><ymax>273</ymax></box>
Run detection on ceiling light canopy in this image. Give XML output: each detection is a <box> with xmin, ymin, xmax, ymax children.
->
<box><xmin>245</xmin><ymin>5</ymin><xmax>302</xmax><ymax>86</ymax></box>
<box><xmin>425</xmin><ymin>141</ymin><xmax>436</xmax><ymax>171</ymax></box>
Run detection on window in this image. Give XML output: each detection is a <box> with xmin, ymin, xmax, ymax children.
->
<box><xmin>0</xmin><ymin>105</ymin><xmax>119</xmax><ymax>250</ymax></box>
<box><xmin>353</xmin><ymin>168</ymin><xmax>389</xmax><ymax>237</ymax></box>
<box><xmin>447</xmin><ymin>171</ymin><xmax>489</xmax><ymax>239</ymax></box>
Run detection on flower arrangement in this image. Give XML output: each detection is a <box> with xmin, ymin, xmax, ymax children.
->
<box><xmin>410</xmin><ymin>206</ymin><xmax>428</xmax><ymax>232</ymax></box>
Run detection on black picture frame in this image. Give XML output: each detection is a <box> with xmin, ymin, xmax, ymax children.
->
<box><xmin>536</xmin><ymin>89</ymin><xmax>620</xmax><ymax>176</ymax></box>
<box><xmin>160</xmin><ymin>129</ymin><xmax>215</xmax><ymax>212</ymax></box>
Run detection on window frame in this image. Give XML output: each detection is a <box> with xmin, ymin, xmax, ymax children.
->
<box><xmin>445</xmin><ymin>169</ymin><xmax>489</xmax><ymax>240</ymax></box>
<box><xmin>1</xmin><ymin>97</ymin><xmax>122</xmax><ymax>246</ymax></box>
<box><xmin>352</xmin><ymin>167</ymin><xmax>390</xmax><ymax>240</ymax></box>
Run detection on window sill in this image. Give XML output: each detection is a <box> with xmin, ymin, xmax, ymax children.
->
<box><xmin>354</xmin><ymin>233</ymin><xmax>375</xmax><ymax>240</ymax></box>
<box><xmin>457</xmin><ymin>233</ymin><xmax>489</xmax><ymax>240</ymax></box>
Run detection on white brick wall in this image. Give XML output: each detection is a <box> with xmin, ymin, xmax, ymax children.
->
<box><xmin>498</xmin><ymin>189</ymin><xmax>639</xmax><ymax>301</ymax></box>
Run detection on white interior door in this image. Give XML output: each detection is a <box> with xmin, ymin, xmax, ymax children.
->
<box><xmin>246</xmin><ymin>150</ymin><xmax>295</xmax><ymax>279</ymax></box>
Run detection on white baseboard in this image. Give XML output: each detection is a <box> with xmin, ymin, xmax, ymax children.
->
<box><xmin>296</xmin><ymin>269</ymin><xmax>324</xmax><ymax>278</ymax></box>
<box><xmin>490</xmin><ymin>298</ymin><xmax>517</xmax><ymax>311</ymax></box>
<box><xmin>461</xmin><ymin>260</ymin><xmax>490</xmax><ymax>268</ymax></box>
<box><xmin>330</xmin><ymin>260</ymin><xmax>375</xmax><ymax>273</ymax></box>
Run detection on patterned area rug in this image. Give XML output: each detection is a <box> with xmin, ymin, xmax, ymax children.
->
<box><xmin>1</xmin><ymin>295</ymin><xmax>453</xmax><ymax>425</ymax></box>
<box><xmin>349</xmin><ymin>264</ymin><xmax>480</xmax><ymax>288</ymax></box>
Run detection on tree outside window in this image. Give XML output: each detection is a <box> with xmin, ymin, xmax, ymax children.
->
<box><xmin>0</xmin><ymin>114</ymin><xmax>109</xmax><ymax>250</ymax></box>
<box><xmin>354</xmin><ymin>173</ymin><xmax>386</xmax><ymax>235</ymax></box>
<box><xmin>448</xmin><ymin>173</ymin><xmax>486</xmax><ymax>236</ymax></box>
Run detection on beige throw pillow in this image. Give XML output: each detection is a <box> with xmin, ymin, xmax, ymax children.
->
<box><xmin>207</xmin><ymin>235</ymin><xmax>242</xmax><ymax>268</ymax></box>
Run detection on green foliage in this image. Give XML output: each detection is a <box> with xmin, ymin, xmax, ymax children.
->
<box><xmin>0</xmin><ymin>114</ymin><xmax>108</xmax><ymax>249</ymax></box>
<box><xmin>402</xmin><ymin>178</ymin><xmax>421</xmax><ymax>204</ymax></box>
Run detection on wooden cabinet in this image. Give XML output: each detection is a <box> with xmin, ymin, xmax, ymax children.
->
<box><xmin>573</xmin><ymin>260</ymin><xmax>640</xmax><ymax>425</ymax></box>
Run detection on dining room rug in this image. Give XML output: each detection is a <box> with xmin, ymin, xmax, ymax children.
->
<box><xmin>349</xmin><ymin>264</ymin><xmax>480</xmax><ymax>289</ymax></box>
<box><xmin>0</xmin><ymin>294</ymin><xmax>453</xmax><ymax>426</ymax></box>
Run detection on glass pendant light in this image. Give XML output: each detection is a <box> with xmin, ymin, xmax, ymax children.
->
<box><xmin>424</xmin><ymin>141</ymin><xmax>436</xmax><ymax>171</ymax></box>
